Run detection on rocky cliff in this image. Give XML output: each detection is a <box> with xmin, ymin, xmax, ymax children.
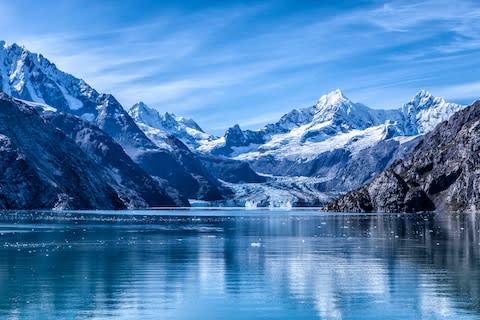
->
<box><xmin>326</xmin><ymin>101</ymin><xmax>480</xmax><ymax>213</ymax></box>
<box><xmin>0</xmin><ymin>94</ymin><xmax>121</xmax><ymax>209</ymax></box>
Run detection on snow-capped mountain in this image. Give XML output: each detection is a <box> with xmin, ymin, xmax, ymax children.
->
<box><xmin>131</xmin><ymin>88</ymin><xmax>465</xmax><ymax>207</ymax></box>
<box><xmin>401</xmin><ymin>89</ymin><xmax>464</xmax><ymax>135</ymax></box>
<box><xmin>199</xmin><ymin>89</ymin><xmax>463</xmax><ymax>161</ymax></box>
<box><xmin>0</xmin><ymin>41</ymin><xmax>96</xmax><ymax>117</ymax></box>
<box><xmin>0</xmin><ymin>40</ymin><xmax>468</xmax><ymax>208</ymax></box>
<box><xmin>326</xmin><ymin>100</ymin><xmax>480</xmax><ymax>213</ymax></box>
<box><xmin>0</xmin><ymin>41</ymin><xmax>225</xmax><ymax>202</ymax></box>
<box><xmin>128</xmin><ymin>101</ymin><xmax>213</xmax><ymax>150</ymax></box>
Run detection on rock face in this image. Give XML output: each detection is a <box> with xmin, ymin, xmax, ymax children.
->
<box><xmin>95</xmin><ymin>96</ymin><xmax>225</xmax><ymax>201</ymax></box>
<box><xmin>0</xmin><ymin>42</ymin><xmax>224</xmax><ymax>201</ymax></box>
<box><xmin>0</xmin><ymin>94</ymin><xmax>127</xmax><ymax>209</ymax></box>
<box><xmin>326</xmin><ymin>101</ymin><xmax>480</xmax><ymax>213</ymax></box>
<box><xmin>42</xmin><ymin>111</ymin><xmax>188</xmax><ymax>207</ymax></box>
<box><xmin>198</xmin><ymin>155</ymin><xmax>267</xmax><ymax>184</ymax></box>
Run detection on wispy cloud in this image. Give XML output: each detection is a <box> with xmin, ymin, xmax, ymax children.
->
<box><xmin>3</xmin><ymin>1</ymin><xmax>480</xmax><ymax>133</ymax></box>
<box><xmin>433</xmin><ymin>81</ymin><xmax>480</xmax><ymax>102</ymax></box>
<box><xmin>359</xmin><ymin>0</ymin><xmax>480</xmax><ymax>54</ymax></box>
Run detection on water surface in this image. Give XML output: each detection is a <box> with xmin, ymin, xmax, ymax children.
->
<box><xmin>0</xmin><ymin>209</ymin><xmax>479</xmax><ymax>319</ymax></box>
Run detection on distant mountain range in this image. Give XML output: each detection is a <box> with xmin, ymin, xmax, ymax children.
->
<box><xmin>130</xmin><ymin>88</ymin><xmax>466</xmax><ymax>207</ymax></box>
<box><xmin>0</xmin><ymin>41</ymin><xmax>473</xmax><ymax>209</ymax></box>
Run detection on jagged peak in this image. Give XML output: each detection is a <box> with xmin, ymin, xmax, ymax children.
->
<box><xmin>0</xmin><ymin>41</ymin><xmax>62</xmax><ymax>71</ymax></box>
<box><xmin>404</xmin><ymin>90</ymin><xmax>449</xmax><ymax>113</ymax></box>
<box><xmin>163</xmin><ymin>111</ymin><xmax>176</xmax><ymax>118</ymax></box>
<box><xmin>131</xmin><ymin>102</ymin><xmax>177</xmax><ymax>121</ymax></box>
<box><xmin>133</xmin><ymin>101</ymin><xmax>147</xmax><ymax>108</ymax></box>
<box><xmin>129</xmin><ymin>102</ymin><xmax>205</xmax><ymax>134</ymax></box>
<box><xmin>3</xmin><ymin>41</ymin><xmax>22</xmax><ymax>50</ymax></box>
<box><xmin>1</xmin><ymin>42</ymin><xmax>31</xmax><ymax>59</ymax></box>
<box><xmin>131</xmin><ymin>101</ymin><xmax>152</xmax><ymax>112</ymax></box>
<box><xmin>414</xmin><ymin>89</ymin><xmax>432</xmax><ymax>99</ymax></box>
<box><xmin>316</xmin><ymin>89</ymin><xmax>350</xmax><ymax>106</ymax></box>
<box><xmin>227</xmin><ymin>124</ymin><xmax>242</xmax><ymax>132</ymax></box>
<box><xmin>311</xmin><ymin>89</ymin><xmax>366</xmax><ymax>125</ymax></box>
<box><xmin>411</xmin><ymin>89</ymin><xmax>446</xmax><ymax>103</ymax></box>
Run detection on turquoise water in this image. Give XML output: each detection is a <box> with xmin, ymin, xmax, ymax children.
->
<box><xmin>0</xmin><ymin>209</ymin><xmax>479</xmax><ymax>319</ymax></box>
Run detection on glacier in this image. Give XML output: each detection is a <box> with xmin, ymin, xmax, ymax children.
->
<box><xmin>130</xmin><ymin>89</ymin><xmax>466</xmax><ymax>207</ymax></box>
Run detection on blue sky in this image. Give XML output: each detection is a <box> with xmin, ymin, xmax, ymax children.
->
<box><xmin>1</xmin><ymin>0</ymin><xmax>480</xmax><ymax>134</ymax></box>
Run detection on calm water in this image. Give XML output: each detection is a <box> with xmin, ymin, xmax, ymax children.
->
<box><xmin>0</xmin><ymin>210</ymin><xmax>479</xmax><ymax>320</ymax></box>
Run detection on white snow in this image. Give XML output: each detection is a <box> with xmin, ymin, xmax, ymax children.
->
<box><xmin>80</xmin><ymin>113</ymin><xmax>95</xmax><ymax>122</ymax></box>
<box><xmin>0</xmin><ymin>42</ymin><xmax>99</xmax><ymax>118</ymax></box>
<box><xmin>135</xmin><ymin>122</ymin><xmax>173</xmax><ymax>151</ymax></box>
<box><xmin>233</xmin><ymin>123</ymin><xmax>388</xmax><ymax>162</ymax></box>
<box><xmin>58</xmin><ymin>84</ymin><xmax>84</xmax><ymax>110</ymax></box>
<box><xmin>214</xmin><ymin>175</ymin><xmax>338</xmax><ymax>208</ymax></box>
<box><xmin>13</xmin><ymin>98</ymin><xmax>57</xmax><ymax>112</ymax></box>
<box><xmin>129</xmin><ymin>102</ymin><xmax>215</xmax><ymax>150</ymax></box>
<box><xmin>25</xmin><ymin>81</ymin><xmax>46</xmax><ymax>104</ymax></box>
<box><xmin>199</xmin><ymin>90</ymin><xmax>465</xmax><ymax>164</ymax></box>
<box><xmin>197</xmin><ymin>136</ymin><xmax>226</xmax><ymax>152</ymax></box>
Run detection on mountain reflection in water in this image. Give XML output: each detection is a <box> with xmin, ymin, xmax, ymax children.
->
<box><xmin>0</xmin><ymin>210</ymin><xmax>478</xmax><ymax>319</ymax></box>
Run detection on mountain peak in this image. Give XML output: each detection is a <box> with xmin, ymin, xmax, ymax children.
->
<box><xmin>131</xmin><ymin>101</ymin><xmax>152</xmax><ymax>113</ymax></box>
<box><xmin>312</xmin><ymin>89</ymin><xmax>363</xmax><ymax>125</ymax></box>
<box><xmin>406</xmin><ymin>90</ymin><xmax>445</xmax><ymax>111</ymax></box>
<box><xmin>414</xmin><ymin>89</ymin><xmax>431</xmax><ymax>98</ymax></box>
<box><xmin>2</xmin><ymin>42</ymin><xmax>27</xmax><ymax>55</ymax></box>
<box><xmin>134</xmin><ymin>101</ymin><xmax>148</xmax><ymax>108</ymax></box>
<box><xmin>129</xmin><ymin>102</ymin><xmax>159</xmax><ymax>124</ymax></box>
<box><xmin>128</xmin><ymin>102</ymin><xmax>210</xmax><ymax>149</ymax></box>
<box><xmin>314</xmin><ymin>89</ymin><xmax>353</xmax><ymax>115</ymax></box>
<box><xmin>402</xmin><ymin>90</ymin><xmax>463</xmax><ymax>135</ymax></box>
<box><xmin>411</xmin><ymin>89</ymin><xmax>436</xmax><ymax>103</ymax></box>
<box><xmin>317</xmin><ymin>89</ymin><xmax>349</xmax><ymax>106</ymax></box>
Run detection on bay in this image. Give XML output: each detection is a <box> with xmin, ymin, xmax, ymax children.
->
<box><xmin>0</xmin><ymin>209</ymin><xmax>478</xmax><ymax>319</ymax></box>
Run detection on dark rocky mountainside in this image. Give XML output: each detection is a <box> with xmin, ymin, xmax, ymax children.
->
<box><xmin>43</xmin><ymin>111</ymin><xmax>188</xmax><ymax>207</ymax></box>
<box><xmin>0</xmin><ymin>94</ymin><xmax>184</xmax><ymax>209</ymax></box>
<box><xmin>95</xmin><ymin>95</ymin><xmax>225</xmax><ymax>201</ymax></box>
<box><xmin>326</xmin><ymin>101</ymin><xmax>480</xmax><ymax>213</ymax></box>
<box><xmin>0</xmin><ymin>94</ymin><xmax>122</xmax><ymax>209</ymax></box>
<box><xmin>198</xmin><ymin>155</ymin><xmax>267</xmax><ymax>184</ymax></box>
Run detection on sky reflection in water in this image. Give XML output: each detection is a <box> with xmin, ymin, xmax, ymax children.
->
<box><xmin>0</xmin><ymin>210</ymin><xmax>478</xmax><ymax>319</ymax></box>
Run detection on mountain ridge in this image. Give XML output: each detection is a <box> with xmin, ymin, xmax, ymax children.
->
<box><xmin>0</xmin><ymin>40</ymin><xmax>471</xmax><ymax>208</ymax></box>
<box><xmin>0</xmin><ymin>41</ymin><xmax>225</xmax><ymax>202</ymax></box>
<box><xmin>129</xmin><ymin>86</ymin><xmax>466</xmax><ymax>207</ymax></box>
